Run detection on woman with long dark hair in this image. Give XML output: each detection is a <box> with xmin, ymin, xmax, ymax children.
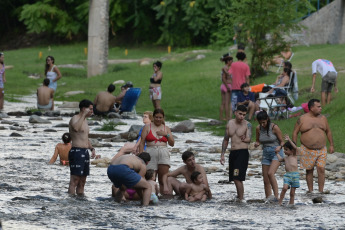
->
<box><xmin>149</xmin><ymin>61</ymin><xmax>163</xmax><ymax>109</ymax></box>
<box><xmin>254</xmin><ymin>111</ymin><xmax>284</xmax><ymax>201</ymax></box>
<box><xmin>139</xmin><ymin>108</ymin><xmax>174</xmax><ymax>194</ymax></box>
<box><xmin>45</xmin><ymin>56</ymin><xmax>62</xmax><ymax>92</ymax></box>
<box><xmin>219</xmin><ymin>53</ymin><xmax>233</xmax><ymax>120</ymax></box>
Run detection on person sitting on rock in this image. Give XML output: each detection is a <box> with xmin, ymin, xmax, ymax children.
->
<box><xmin>114</xmin><ymin>82</ymin><xmax>133</xmax><ymax>111</ymax></box>
<box><xmin>37</xmin><ymin>78</ymin><xmax>54</xmax><ymax>110</ymax></box>
<box><xmin>93</xmin><ymin>84</ymin><xmax>117</xmax><ymax>116</ymax></box>
<box><xmin>164</xmin><ymin>151</ymin><xmax>211</xmax><ymax>198</ymax></box>
<box><xmin>48</xmin><ymin>133</ymin><xmax>72</xmax><ymax>165</ymax></box>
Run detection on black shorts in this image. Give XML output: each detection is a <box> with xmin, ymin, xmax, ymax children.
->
<box><xmin>69</xmin><ymin>147</ymin><xmax>90</xmax><ymax>176</ymax></box>
<box><xmin>229</xmin><ymin>149</ymin><xmax>249</xmax><ymax>182</ymax></box>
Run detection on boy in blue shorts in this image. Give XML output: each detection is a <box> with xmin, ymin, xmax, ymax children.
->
<box><xmin>275</xmin><ymin>134</ymin><xmax>300</xmax><ymax>205</ymax></box>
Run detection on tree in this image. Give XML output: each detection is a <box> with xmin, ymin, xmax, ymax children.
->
<box><xmin>217</xmin><ymin>0</ymin><xmax>314</xmax><ymax>77</ymax></box>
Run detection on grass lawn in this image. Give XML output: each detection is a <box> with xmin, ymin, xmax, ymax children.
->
<box><xmin>4</xmin><ymin>43</ymin><xmax>345</xmax><ymax>152</ymax></box>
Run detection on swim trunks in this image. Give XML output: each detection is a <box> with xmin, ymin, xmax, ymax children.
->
<box><xmin>107</xmin><ymin>164</ymin><xmax>141</xmax><ymax>188</ymax></box>
<box><xmin>146</xmin><ymin>146</ymin><xmax>170</xmax><ymax>170</ymax></box>
<box><xmin>228</xmin><ymin>149</ymin><xmax>249</xmax><ymax>181</ymax></box>
<box><xmin>68</xmin><ymin>147</ymin><xmax>90</xmax><ymax>176</ymax></box>
<box><xmin>37</xmin><ymin>99</ymin><xmax>52</xmax><ymax>110</ymax></box>
<box><xmin>149</xmin><ymin>87</ymin><xmax>162</xmax><ymax>100</ymax></box>
<box><xmin>220</xmin><ymin>83</ymin><xmax>232</xmax><ymax>93</ymax></box>
<box><xmin>283</xmin><ymin>171</ymin><xmax>300</xmax><ymax>188</ymax></box>
<box><xmin>300</xmin><ymin>144</ymin><xmax>327</xmax><ymax>170</ymax></box>
<box><xmin>150</xmin><ymin>193</ymin><xmax>159</xmax><ymax>204</ymax></box>
<box><xmin>321</xmin><ymin>71</ymin><xmax>337</xmax><ymax>92</ymax></box>
<box><xmin>126</xmin><ymin>188</ymin><xmax>137</xmax><ymax>199</ymax></box>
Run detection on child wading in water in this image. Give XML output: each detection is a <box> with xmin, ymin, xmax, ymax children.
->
<box><xmin>185</xmin><ymin>171</ymin><xmax>212</xmax><ymax>202</ymax></box>
<box><xmin>275</xmin><ymin>134</ymin><xmax>300</xmax><ymax>205</ymax></box>
<box><xmin>145</xmin><ymin>169</ymin><xmax>159</xmax><ymax>204</ymax></box>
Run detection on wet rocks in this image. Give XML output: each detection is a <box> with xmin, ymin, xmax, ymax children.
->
<box><xmin>7</xmin><ymin>111</ymin><xmax>28</xmax><ymax>116</ymax></box>
<box><xmin>208</xmin><ymin>146</ymin><xmax>222</xmax><ymax>153</ymax></box>
<box><xmin>312</xmin><ymin>197</ymin><xmax>323</xmax><ymax>203</ymax></box>
<box><xmin>107</xmin><ymin>112</ymin><xmax>121</xmax><ymax>119</ymax></box>
<box><xmin>208</xmin><ymin>120</ymin><xmax>223</xmax><ymax>126</ymax></box>
<box><xmin>10</xmin><ymin>132</ymin><xmax>23</xmax><ymax>137</ymax></box>
<box><xmin>54</xmin><ymin>123</ymin><xmax>69</xmax><ymax>127</ymax></box>
<box><xmin>0</xmin><ymin>112</ymin><xmax>9</xmax><ymax>118</ymax></box>
<box><xmin>128</xmin><ymin>125</ymin><xmax>143</xmax><ymax>134</ymax></box>
<box><xmin>29</xmin><ymin>115</ymin><xmax>52</xmax><ymax>124</ymax></box>
<box><xmin>44</xmin><ymin>129</ymin><xmax>57</xmax><ymax>132</ymax></box>
<box><xmin>171</xmin><ymin>120</ymin><xmax>195</xmax><ymax>133</ymax></box>
<box><xmin>1</xmin><ymin>120</ymin><xmax>14</xmax><ymax>125</ymax></box>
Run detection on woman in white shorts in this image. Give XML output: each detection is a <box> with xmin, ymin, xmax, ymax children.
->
<box><xmin>149</xmin><ymin>61</ymin><xmax>163</xmax><ymax>109</ymax></box>
<box><xmin>139</xmin><ymin>108</ymin><xmax>174</xmax><ymax>194</ymax></box>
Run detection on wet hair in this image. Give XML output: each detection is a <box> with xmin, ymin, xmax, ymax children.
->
<box><xmin>220</xmin><ymin>53</ymin><xmax>233</xmax><ymax>64</ymax></box>
<box><xmin>62</xmin><ymin>132</ymin><xmax>71</xmax><ymax>144</ymax></box>
<box><xmin>138</xmin><ymin>152</ymin><xmax>151</xmax><ymax>164</ymax></box>
<box><xmin>145</xmin><ymin>169</ymin><xmax>155</xmax><ymax>180</ymax></box>
<box><xmin>182</xmin><ymin>151</ymin><xmax>194</xmax><ymax>161</ymax></box>
<box><xmin>284</xmin><ymin>61</ymin><xmax>292</xmax><ymax>70</ymax></box>
<box><xmin>191</xmin><ymin>171</ymin><xmax>201</xmax><ymax>183</ymax></box>
<box><xmin>153</xmin><ymin>108</ymin><xmax>165</xmax><ymax>118</ymax></box>
<box><xmin>107</xmin><ymin>84</ymin><xmax>115</xmax><ymax>93</ymax></box>
<box><xmin>236</xmin><ymin>52</ymin><xmax>246</xmax><ymax>61</ymax></box>
<box><xmin>283</xmin><ymin>67</ymin><xmax>292</xmax><ymax>77</ymax></box>
<box><xmin>283</xmin><ymin>140</ymin><xmax>295</xmax><ymax>151</ymax></box>
<box><xmin>240</xmin><ymin>83</ymin><xmax>250</xmax><ymax>90</ymax></box>
<box><xmin>143</xmin><ymin>111</ymin><xmax>153</xmax><ymax>121</ymax></box>
<box><xmin>256</xmin><ymin>110</ymin><xmax>271</xmax><ymax>136</ymax></box>
<box><xmin>153</xmin><ymin>61</ymin><xmax>162</xmax><ymax>69</ymax></box>
<box><xmin>308</xmin><ymin>98</ymin><xmax>320</xmax><ymax>110</ymax></box>
<box><xmin>79</xmin><ymin>99</ymin><xmax>93</xmax><ymax>110</ymax></box>
<box><xmin>45</xmin><ymin>56</ymin><xmax>55</xmax><ymax>76</ymax></box>
<box><xmin>236</xmin><ymin>104</ymin><xmax>247</xmax><ymax>112</ymax></box>
<box><xmin>43</xmin><ymin>78</ymin><xmax>50</xmax><ymax>86</ymax></box>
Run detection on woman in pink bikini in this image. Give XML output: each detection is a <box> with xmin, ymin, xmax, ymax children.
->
<box><xmin>219</xmin><ymin>54</ymin><xmax>233</xmax><ymax>121</ymax></box>
<box><xmin>139</xmin><ymin>108</ymin><xmax>174</xmax><ymax>194</ymax></box>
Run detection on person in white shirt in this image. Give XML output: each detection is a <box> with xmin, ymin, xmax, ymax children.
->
<box><xmin>311</xmin><ymin>59</ymin><xmax>338</xmax><ymax>106</ymax></box>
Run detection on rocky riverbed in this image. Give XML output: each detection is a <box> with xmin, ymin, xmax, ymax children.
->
<box><xmin>1</xmin><ymin>96</ymin><xmax>345</xmax><ymax>229</ymax></box>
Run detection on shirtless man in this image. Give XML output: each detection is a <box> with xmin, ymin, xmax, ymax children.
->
<box><xmin>37</xmin><ymin>78</ymin><xmax>54</xmax><ymax>110</ymax></box>
<box><xmin>68</xmin><ymin>99</ymin><xmax>96</xmax><ymax>195</ymax></box>
<box><xmin>220</xmin><ymin>105</ymin><xmax>252</xmax><ymax>202</ymax></box>
<box><xmin>107</xmin><ymin>147</ymin><xmax>152</xmax><ymax>206</ymax></box>
<box><xmin>163</xmin><ymin>151</ymin><xmax>211</xmax><ymax>197</ymax></box>
<box><xmin>93</xmin><ymin>84</ymin><xmax>116</xmax><ymax>115</ymax></box>
<box><xmin>292</xmin><ymin>99</ymin><xmax>334</xmax><ymax>193</ymax></box>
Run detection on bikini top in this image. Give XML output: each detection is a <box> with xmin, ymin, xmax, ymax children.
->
<box><xmin>150</xmin><ymin>73</ymin><xmax>162</xmax><ymax>84</ymax></box>
<box><xmin>145</xmin><ymin>124</ymin><xmax>168</xmax><ymax>143</ymax></box>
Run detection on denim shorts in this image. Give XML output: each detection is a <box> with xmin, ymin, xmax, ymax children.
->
<box><xmin>262</xmin><ymin>146</ymin><xmax>284</xmax><ymax>165</ymax></box>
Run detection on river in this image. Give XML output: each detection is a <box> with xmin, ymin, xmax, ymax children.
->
<box><xmin>1</xmin><ymin>96</ymin><xmax>345</xmax><ymax>229</ymax></box>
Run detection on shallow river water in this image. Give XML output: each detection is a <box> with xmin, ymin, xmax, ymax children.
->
<box><xmin>1</xmin><ymin>96</ymin><xmax>345</xmax><ymax>229</ymax></box>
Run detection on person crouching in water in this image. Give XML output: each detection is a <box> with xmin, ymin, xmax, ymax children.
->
<box><xmin>49</xmin><ymin>133</ymin><xmax>72</xmax><ymax>165</ymax></box>
<box><xmin>107</xmin><ymin>149</ymin><xmax>152</xmax><ymax>206</ymax></box>
<box><xmin>185</xmin><ymin>171</ymin><xmax>212</xmax><ymax>202</ymax></box>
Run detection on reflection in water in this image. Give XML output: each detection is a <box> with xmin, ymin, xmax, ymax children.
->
<box><xmin>1</xmin><ymin>97</ymin><xmax>345</xmax><ymax>228</ymax></box>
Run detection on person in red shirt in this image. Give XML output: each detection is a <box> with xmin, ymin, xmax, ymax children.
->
<box><xmin>228</xmin><ymin>52</ymin><xmax>251</xmax><ymax>114</ymax></box>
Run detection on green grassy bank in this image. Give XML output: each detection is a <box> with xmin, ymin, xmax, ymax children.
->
<box><xmin>3</xmin><ymin>43</ymin><xmax>345</xmax><ymax>152</ymax></box>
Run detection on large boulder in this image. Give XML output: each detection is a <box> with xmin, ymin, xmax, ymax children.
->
<box><xmin>128</xmin><ymin>125</ymin><xmax>143</xmax><ymax>134</ymax></box>
<box><xmin>171</xmin><ymin>120</ymin><xmax>195</xmax><ymax>133</ymax></box>
<box><xmin>0</xmin><ymin>112</ymin><xmax>9</xmax><ymax>118</ymax></box>
<box><xmin>326</xmin><ymin>154</ymin><xmax>338</xmax><ymax>164</ymax></box>
<box><xmin>29</xmin><ymin>115</ymin><xmax>52</xmax><ymax>124</ymax></box>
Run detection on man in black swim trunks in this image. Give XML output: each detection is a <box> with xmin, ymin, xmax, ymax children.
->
<box><xmin>68</xmin><ymin>99</ymin><xmax>96</xmax><ymax>195</ymax></box>
<box><xmin>220</xmin><ymin>105</ymin><xmax>252</xmax><ymax>202</ymax></box>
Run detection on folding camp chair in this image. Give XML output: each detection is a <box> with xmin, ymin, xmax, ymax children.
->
<box><xmin>276</xmin><ymin>52</ymin><xmax>294</xmax><ymax>73</ymax></box>
<box><xmin>119</xmin><ymin>88</ymin><xmax>141</xmax><ymax>117</ymax></box>
<box><xmin>258</xmin><ymin>71</ymin><xmax>297</xmax><ymax>119</ymax></box>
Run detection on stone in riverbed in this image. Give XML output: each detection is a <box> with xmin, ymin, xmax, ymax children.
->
<box><xmin>208</xmin><ymin>119</ymin><xmax>223</xmax><ymax>126</ymax></box>
<box><xmin>171</xmin><ymin>120</ymin><xmax>195</xmax><ymax>133</ymax></box>
<box><xmin>29</xmin><ymin>115</ymin><xmax>52</xmax><ymax>124</ymax></box>
<box><xmin>54</xmin><ymin>123</ymin><xmax>69</xmax><ymax>127</ymax></box>
<box><xmin>10</xmin><ymin>132</ymin><xmax>23</xmax><ymax>137</ymax></box>
<box><xmin>1</xmin><ymin>120</ymin><xmax>14</xmax><ymax>124</ymax></box>
<box><xmin>44</xmin><ymin>129</ymin><xmax>57</xmax><ymax>132</ymax></box>
<box><xmin>326</xmin><ymin>154</ymin><xmax>338</xmax><ymax>163</ymax></box>
<box><xmin>312</xmin><ymin>197</ymin><xmax>323</xmax><ymax>203</ymax></box>
<box><xmin>0</xmin><ymin>112</ymin><xmax>9</xmax><ymax>118</ymax></box>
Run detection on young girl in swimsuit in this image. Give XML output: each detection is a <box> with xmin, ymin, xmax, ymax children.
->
<box><xmin>219</xmin><ymin>54</ymin><xmax>233</xmax><ymax>121</ymax></box>
<box><xmin>45</xmin><ymin>56</ymin><xmax>61</xmax><ymax>110</ymax></box>
<box><xmin>139</xmin><ymin>108</ymin><xmax>174</xmax><ymax>195</ymax></box>
<box><xmin>0</xmin><ymin>52</ymin><xmax>6</xmax><ymax>111</ymax></box>
<box><xmin>149</xmin><ymin>61</ymin><xmax>163</xmax><ymax>110</ymax></box>
<box><xmin>49</xmin><ymin>133</ymin><xmax>72</xmax><ymax>165</ymax></box>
